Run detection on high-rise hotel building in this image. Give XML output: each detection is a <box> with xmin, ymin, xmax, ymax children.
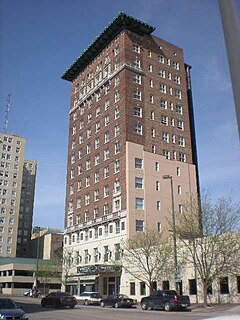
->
<box><xmin>62</xmin><ymin>13</ymin><xmax>199</xmax><ymax>297</ymax></box>
<box><xmin>0</xmin><ymin>133</ymin><xmax>37</xmax><ymax>258</ymax></box>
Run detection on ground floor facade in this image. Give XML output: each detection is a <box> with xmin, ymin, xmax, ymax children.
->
<box><xmin>0</xmin><ymin>257</ymin><xmax>61</xmax><ymax>295</ymax></box>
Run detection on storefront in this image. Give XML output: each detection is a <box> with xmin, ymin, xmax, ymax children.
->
<box><xmin>66</xmin><ymin>264</ymin><xmax>121</xmax><ymax>297</ymax></box>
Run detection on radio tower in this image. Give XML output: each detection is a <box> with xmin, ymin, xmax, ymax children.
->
<box><xmin>4</xmin><ymin>93</ymin><xmax>11</xmax><ymax>133</ymax></box>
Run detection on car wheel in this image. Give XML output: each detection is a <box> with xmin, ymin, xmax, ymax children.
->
<box><xmin>100</xmin><ymin>301</ymin><xmax>105</xmax><ymax>307</ymax></box>
<box><xmin>41</xmin><ymin>302</ymin><xmax>46</xmax><ymax>307</ymax></box>
<box><xmin>164</xmin><ymin>302</ymin><xmax>171</xmax><ymax>312</ymax></box>
<box><xmin>114</xmin><ymin>302</ymin><xmax>120</xmax><ymax>308</ymax></box>
<box><xmin>141</xmin><ymin>302</ymin><xmax>148</xmax><ymax>310</ymax></box>
<box><xmin>84</xmin><ymin>299</ymin><xmax>89</xmax><ymax>306</ymax></box>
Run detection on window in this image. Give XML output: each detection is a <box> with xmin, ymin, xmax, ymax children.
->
<box><xmin>105</xmin><ymin>115</ymin><xmax>110</xmax><ymax>126</ymax></box>
<box><xmin>135</xmin><ymin>198</ymin><xmax>144</xmax><ymax>210</ymax></box>
<box><xmin>189</xmin><ymin>279</ymin><xmax>197</xmax><ymax>295</ymax></box>
<box><xmin>86</xmin><ymin>159</ymin><xmax>91</xmax><ymax>170</ymax></box>
<box><xmin>162</xmin><ymin>132</ymin><xmax>169</xmax><ymax>143</ymax></box>
<box><xmin>151</xmin><ymin>128</ymin><xmax>155</xmax><ymax>137</ymax></box>
<box><xmin>173</xmin><ymin>61</ymin><xmax>180</xmax><ymax>70</ymax></box>
<box><xmin>133</xmin><ymin>43</ymin><xmax>140</xmax><ymax>53</ymax></box>
<box><xmin>149</xmin><ymin>79</ymin><xmax>153</xmax><ymax>87</ymax></box>
<box><xmin>159</xmin><ymin>69</ymin><xmax>165</xmax><ymax>78</ymax></box>
<box><xmin>160</xmin><ymin>99</ymin><xmax>167</xmax><ymax>109</ymax></box>
<box><xmin>157</xmin><ymin>201</ymin><xmax>161</xmax><ymax>211</ymax></box>
<box><xmin>163</xmin><ymin>150</ymin><xmax>170</xmax><ymax>160</ymax></box>
<box><xmin>114</xmin><ymin>160</ymin><xmax>120</xmax><ymax>173</ymax></box>
<box><xmin>87</xmin><ymin>128</ymin><xmax>91</xmax><ymax>139</ymax></box>
<box><xmin>178</xmin><ymin>136</ymin><xmax>185</xmax><ymax>147</ymax></box>
<box><xmin>171</xmin><ymin>118</ymin><xmax>175</xmax><ymax>126</ymax></box>
<box><xmin>150</xmin><ymin>95</ymin><xmax>154</xmax><ymax>103</ymax></box>
<box><xmin>95</xmin><ymin>122</ymin><xmax>100</xmax><ymax>132</ymax></box>
<box><xmin>220</xmin><ymin>277</ymin><xmax>229</xmax><ymax>294</ymax></box>
<box><xmin>85</xmin><ymin>176</ymin><xmax>90</xmax><ymax>187</ymax></box>
<box><xmin>135</xmin><ymin>158</ymin><xmax>143</xmax><ymax>169</ymax></box>
<box><xmin>179</xmin><ymin>152</ymin><xmax>186</xmax><ymax>162</ymax></box>
<box><xmin>156</xmin><ymin>181</ymin><xmax>160</xmax><ymax>191</ymax></box>
<box><xmin>87</xmin><ymin>113</ymin><xmax>92</xmax><ymax>123</ymax></box>
<box><xmin>77</xmin><ymin>197</ymin><xmax>81</xmax><ymax>208</ymax></box>
<box><xmin>134</xmin><ymin>90</ymin><xmax>141</xmax><ymax>100</ymax></box>
<box><xmin>94</xmin><ymin>207</ymin><xmax>99</xmax><ymax>219</ymax></box>
<box><xmin>114</xmin><ymin>180</ymin><xmax>121</xmax><ymax>193</ymax></box>
<box><xmin>157</xmin><ymin>222</ymin><xmax>161</xmax><ymax>232</ymax></box>
<box><xmin>96</xmin><ymin>106</ymin><xmax>101</xmax><ymax>117</ymax></box>
<box><xmin>86</xmin><ymin>144</ymin><xmax>91</xmax><ymax>155</ymax></box>
<box><xmin>104</xmin><ymin>185</ymin><xmax>109</xmax><ymax>197</ymax></box>
<box><xmin>79</xmin><ymin>134</ymin><xmax>83</xmax><ymax>144</ymax></box>
<box><xmin>148</xmin><ymin>49</ymin><xmax>152</xmax><ymax>57</ymax></box>
<box><xmin>175</xmin><ymin>89</ymin><xmax>182</xmax><ymax>99</ymax></box>
<box><xmin>161</xmin><ymin>116</ymin><xmax>168</xmax><ymax>125</ymax></box>
<box><xmin>177</xmin><ymin>167</ymin><xmax>181</xmax><ymax>176</ymax></box>
<box><xmin>104</xmin><ymin>132</ymin><xmax>110</xmax><ymax>144</ymax></box>
<box><xmin>136</xmin><ymin>220</ymin><xmax>144</xmax><ymax>232</ymax></box>
<box><xmin>104</xmin><ymin>166</ymin><xmax>109</xmax><ymax>178</ymax></box>
<box><xmin>132</xmin><ymin>59</ymin><xmax>140</xmax><ymax>69</ymax></box>
<box><xmin>104</xmin><ymin>204</ymin><xmax>109</xmax><ymax>215</ymax></box>
<box><xmin>105</xmin><ymin>100</ymin><xmax>110</xmax><ymax>110</ymax></box>
<box><xmin>155</xmin><ymin>162</ymin><xmax>159</xmax><ymax>172</ymax></box>
<box><xmin>133</xmin><ymin>74</ymin><xmax>141</xmax><ymax>84</ymax></box>
<box><xmin>85</xmin><ymin>194</ymin><xmax>90</xmax><ymax>205</ymax></box>
<box><xmin>134</xmin><ymin>106</ymin><xmax>142</xmax><ymax>117</ymax></box>
<box><xmin>95</xmin><ymin>138</ymin><xmax>100</xmax><ymax>149</ymax></box>
<box><xmin>177</xmin><ymin>120</ymin><xmax>184</xmax><ymax>130</ymax></box>
<box><xmin>178</xmin><ymin>185</ymin><xmax>181</xmax><ymax>195</ymax></box>
<box><xmin>115</xmin><ymin>91</ymin><xmax>120</xmax><ymax>102</ymax></box>
<box><xmin>172</xmin><ymin>134</ymin><xmax>176</xmax><ymax>143</ymax></box>
<box><xmin>94</xmin><ymin>190</ymin><xmax>99</xmax><ymax>202</ymax></box>
<box><xmin>176</xmin><ymin>104</ymin><xmax>183</xmax><ymax>114</ymax></box>
<box><xmin>115</xmin><ymin>142</ymin><xmax>120</xmax><ymax>154</ymax></box>
<box><xmin>130</xmin><ymin>282</ymin><xmax>136</xmax><ymax>296</ymax></box>
<box><xmin>115</xmin><ymin>124</ymin><xmax>120</xmax><ymax>137</ymax></box>
<box><xmin>95</xmin><ymin>154</ymin><xmax>100</xmax><ymax>166</ymax></box>
<box><xmin>135</xmin><ymin>177</ymin><xmax>143</xmax><ymax>189</ymax></box>
<box><xmin>150</xmin><ymin>111</ymin><xmax>155</xmax><ymax>120</ymax></box>
<box><xmin>79</xmin><ymin>149</ymin><xmax>83</xmax><ymax>159</ymax></box>
<box><xmin>77</xmin><ymin>180</ymin><xmax>82</xmax><ymax>190</ymax></box>
<box><xmin>115</xmin><ymin>106</ymin><xmax>120</xmax><ymax>119</ymax></box>
<box><xmin>179</xmin><ymin>204</ymin><xmax>183</xmax><ymax>214</ymax></box>
<box><xmin>148</xmin><ymin>64</ymin><xmax>153</xmax><ymax>72</ymax></box>
<box><xmin>104</xmin><ymin>149</ymin><xmax>110</xmax><ymax>161</ymax></box>
<box><xmin>94</xmin><ymin>171</ymin><xmax>99</xmax><ymax>183</ymax></box>
<box><xmin>134</xmin><ymin>124</ymin><xmax>142</xmax><ymax>135</ymax></box>
<box><xmin>160</xmin><ymin>83</ymin><xmax>167</xmax><ymax>94</ymax></box>
<box><xmin>114</xmin><ymin>76</ymin><xmax>120</xmax><ymax>87</ymax></box>
<box><xmin>158</xmin><ymin>55</ymin><xmax>164</xmax><ymax>63</ymax></box>
<box><xmin>152</xmin><ymin>145</ymin><xmax>156</xmax><ymax>153</ymax></box>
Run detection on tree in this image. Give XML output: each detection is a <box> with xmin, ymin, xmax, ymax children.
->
<box><xmin>175</xmin><ymin>193</ymin><xmax>240</xmax><ymax>306</ymax></box>
<box><xmin>61</xmin><ymin>247</ymin><xmax>76</xmax><ymax>289</ymax></box>
<box><xmin>120</xmin><ymin>228</ymin><xmax>174</xmax><ymax>294</ymax></box>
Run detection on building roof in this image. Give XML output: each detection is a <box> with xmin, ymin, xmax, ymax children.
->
<box><xmin>61</xmin><ymin>12</ymin><xmax>155</xmax><ymax>82</ymax></box>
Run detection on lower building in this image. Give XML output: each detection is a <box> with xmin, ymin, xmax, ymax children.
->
<box><xmin>0</xmin><ymin>257</ymin><xmax>61</xmax><ymax>295</ymax></box>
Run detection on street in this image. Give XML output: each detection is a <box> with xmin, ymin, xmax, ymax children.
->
<box><xmin>8</xmin><ymin>296</ymin><xmax>240</xmax><ymax>320</ymax></box>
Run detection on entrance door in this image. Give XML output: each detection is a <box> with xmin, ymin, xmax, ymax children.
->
<box><xmin>108</xmin><ymin>283</ymin><xmax>115</xmax><ymax>295</ymax></box>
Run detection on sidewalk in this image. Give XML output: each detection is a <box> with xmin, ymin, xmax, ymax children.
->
<box><xmin>191</xmin><ymin>303</ymin><xmax>240</xmax><ymax>314</ymax></box>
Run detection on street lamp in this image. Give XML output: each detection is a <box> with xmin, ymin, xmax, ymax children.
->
<box><xmin>163</xmin><ymin>175</ymin><xmax>179</xmax><ymax>292</ymax></box>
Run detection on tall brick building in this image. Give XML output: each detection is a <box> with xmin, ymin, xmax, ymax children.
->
<box><xmin>62</xmin><ymin>12</ymin><xmax>199</xmax><ymax>297</ymax></box>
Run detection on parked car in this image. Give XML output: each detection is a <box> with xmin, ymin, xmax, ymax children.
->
<box><xmin>141</xmin><ymin>290</ymin><xmax>190</xmax><ymax>311</ymax></box>
<box><xmin>41</xmin><ymin>292</ymin><xmax>77</xmax><ymax>308</ymax></box>
<box><xmin>0</xmin><ymin>297</ymin><xmax>29</xmax><ymax>319</ymax></box>
<box><xmin>74</xmin><ymin>292</ymin><xmax>102</xmax><ymax>305</ymax></box>
<box><xmin>100</xmin><ymin>294</ymin><xmax>135</xmax><ymax>308</ymax></box>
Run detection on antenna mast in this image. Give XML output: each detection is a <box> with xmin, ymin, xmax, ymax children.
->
<box><xmin>4</xmin><ymin>93</ymin><xmax>11</xmax><ymax>133</ymax></box>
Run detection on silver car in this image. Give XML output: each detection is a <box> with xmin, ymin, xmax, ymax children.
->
<box><xmin>74</xmin><ymin>292</ymin><xmax>102</xmax><ymax>305</ymax></box>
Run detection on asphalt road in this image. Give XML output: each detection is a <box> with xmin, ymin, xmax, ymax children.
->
<box><xmin>5</xmin><ymin>296</ymin><xmax>240</xmax><ymax>320</ymax></box>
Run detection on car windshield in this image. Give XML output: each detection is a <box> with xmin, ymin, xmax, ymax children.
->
<box><xmin>0</xmin><ymin>299</ymin><xmax>16</xmax><ymax>309</ymax></box>
<box><xmin>81</xmin><ymin>293</ymin><xmax>91</xmax><ymax>296</ymax></box>
<box><xmin>91</xmin><ymin>293</ymin><xmax>101</xmax><ymax>298</ymax></box>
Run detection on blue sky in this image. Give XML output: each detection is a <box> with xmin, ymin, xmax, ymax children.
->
<box><xmin>0</xmin><ymin>0</ymin><xmax>239</xmax><ymax>230</ymax></box>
